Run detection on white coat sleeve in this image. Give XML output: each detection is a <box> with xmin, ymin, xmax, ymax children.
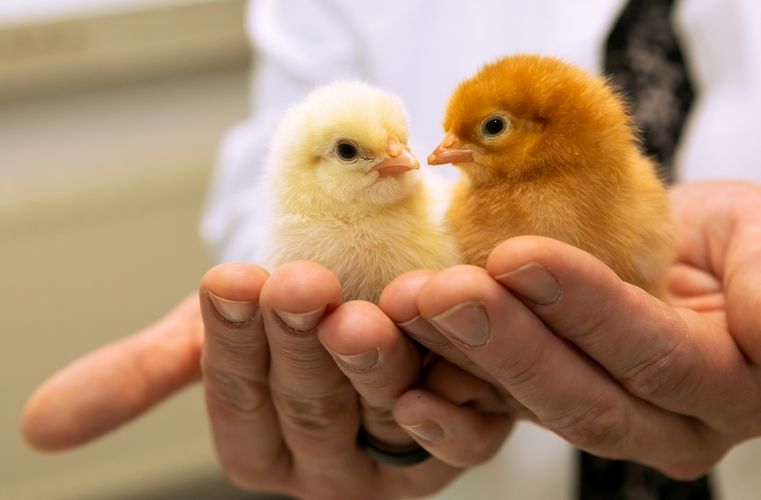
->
<box><xmin>200</xmin><ymin>0</ymin><xmax>363</xmax><ymax>262</ymax></box>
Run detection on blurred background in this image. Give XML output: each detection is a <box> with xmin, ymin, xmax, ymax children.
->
<box><xmin>1</xmin><ymin>0</ymin><xmax>257</xmax><ymax>498</ymax></box>
<box><xmin>2</xmin><ymin>1</ymin><xmax>761</xmax><ymax>499</ymax></box>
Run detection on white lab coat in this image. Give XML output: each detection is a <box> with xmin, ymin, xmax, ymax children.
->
<box><xmin>201</xmin><ymin>1</ymin><xmax>761</xmax><ymax>498</ymax></box>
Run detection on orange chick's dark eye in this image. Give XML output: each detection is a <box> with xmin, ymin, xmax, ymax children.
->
<box><xmin>336</xmin><ymin>141</ymin><xmax>359</xmax><ymax>161</ymax></box>
<box><xmin>482</xmin><ymin>117</ymin><xmax>507</xmax><ymax>137</ymax></box>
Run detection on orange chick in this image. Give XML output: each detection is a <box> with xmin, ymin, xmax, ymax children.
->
<box><xmin>428</xmin><ymin>54</ymin><xmax>674</xmax><ymax>298</ymax></box>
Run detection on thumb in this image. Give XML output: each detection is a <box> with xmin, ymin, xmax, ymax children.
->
<box><xmin>22</xmin><ymin>295</ymin><xmax>203</xmax><ymax>450</ymax></box>
<box><xmin>484</xmin><ymin>236</ymin><xmax>737</xmax><ymax>416</ymax></box>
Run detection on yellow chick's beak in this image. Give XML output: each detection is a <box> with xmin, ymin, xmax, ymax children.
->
<box><xmin>373</xmin><ymin>138</ymin><xmax>420</xmax><ymax>178</ymax></box>
<box><xmin>427</xmin><ymin>131</ymin><xmax>474</xmax><ymax>165</ymax></box>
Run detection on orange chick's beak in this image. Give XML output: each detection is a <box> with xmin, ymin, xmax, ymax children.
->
<box><xmin>427</xmin><ymin>131</ymin><xmax>474</xmax><ymax>165</ymax></box>
<box><xmin>373</xmin><ymin>138</ymin><xmax>420</xmax><ymax>178</ymax></box>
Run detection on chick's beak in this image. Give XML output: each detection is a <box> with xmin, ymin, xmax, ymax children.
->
<box><xmin>373</xmin><ymin>138</ymin><xmax>420</xmax><ymax>178</ymax></box>
<box><xmin>427</xmin><ymin>131</ymin><xmax>474</xmax><ymax>165</ymax></box>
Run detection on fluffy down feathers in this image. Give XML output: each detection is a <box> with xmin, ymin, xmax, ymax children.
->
<box><xmin>429</xmin><ymin>54</ymin><xmax>674</xmax><ymax>298</ymax></box>
<box><xmin>261</xmin><ymin>81</ymin><xmax>460</xmax><ymax>303</ymax></box>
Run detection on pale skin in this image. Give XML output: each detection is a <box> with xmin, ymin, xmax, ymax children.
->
<box><xmin>21</xmin><ymin>180</ymin><xmax>761</xmax><ymax>496</ymax></box>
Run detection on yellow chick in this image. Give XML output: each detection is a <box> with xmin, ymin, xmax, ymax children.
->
<box><xmin>261</xmin><ymin>81</ymin><xmax>460</xmax><ymax>303</ymax></box>
<box><xmin>428</xmin><ymin>55</ymin><xmax>674</xmax><ymax>298</ymax></box>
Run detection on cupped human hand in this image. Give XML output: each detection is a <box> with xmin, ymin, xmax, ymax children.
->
<box><xmin>383</xmin><ymin>180</ymin><xmax>761</xmax><ymax>480</ymax></box>
<box><xmin>198</xmin><ymin>260</ymin><xmax>512</xmax><ymax>498</ymax></box>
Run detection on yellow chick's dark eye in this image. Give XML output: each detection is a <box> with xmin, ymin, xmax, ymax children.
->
<box><xmin>482</xmin><ymin>116</ymin><xmax>507</xmax><ymax>137</ymax></box>
<box><xmin>336</xmin><ymin>141</ymin><xmax>359</xmax><ymax>161</ymax></box>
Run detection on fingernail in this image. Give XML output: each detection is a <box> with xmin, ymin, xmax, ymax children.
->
<box><xmin>275</xmin><ymin>306</ymin><xmax>326</xmax><ymax>331</ymax></box>
<box><xmin>333</xmin><ymin>349</ymin><xmax>379</xmax><ymax>371</ymax></box>
<box><xmin>495</xmin><ymin>263</ymin><xmax>561</xmax><ymax>305</ymax></box>
<box><xmin>430</xmin><ymin>301</ymin><xmax>491</xmax><ymax>347</ymax></box>
<box><xmin>398</xmin><ymin>315</ymin><xmax>448</xmax><ymax>347</ymax></box>
<box><xmin>403</xmin><ymin>421</ymin><xmax>443</xmax><ymax>443</ymax></box>
<box><xmin>208</xmin><ymin>291</ymin><xmax>257</xmax><ymax>323</ymax></box>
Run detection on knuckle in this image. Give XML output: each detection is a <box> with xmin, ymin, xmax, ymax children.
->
<box><xmin>207</xmin><ymin>321</ymin><xmax>261</xmax><ymax>357</ymax></box>
<box><xmin>361</xmin><ymin>399</ymin><xmax>396</xmax><ymax>428</ymax></box>
<box><xmin>569</xmin><ymin>302</ymin><xmax>615</xmax><ymax>340</ymax></box>
<box><xmin>621</xmin><ymin>336</ymin><xmax>697</xmax><ymax>401</ymax></box>
<box><xmin>564</xmin><ymin>282</ymin><xmax>637</xmax><ymax>340</ymax></box>
<box><xmin>545</xmin><ymin>398</ymin><xmax>630</xmax><ymax>451</ymax></box>
<box><xmin>204</xmin><ymin>366</ymin><xmax>270</xmax><ymax>417</ymax></box>
<box><xmin>273</xmin><ymin>389</ymin><xmax>355</xmax><ymax>434</ymax></box>
<box><xmin>491</xmin><ymin>342</ymin><xmax>548</xmax><ymax>392</ymax></box>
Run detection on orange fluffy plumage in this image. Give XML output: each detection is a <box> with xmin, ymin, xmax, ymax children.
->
<box><xmin>428</xmin><ymin>54</ymin><xmax>674</xmax><ymax>298</ymax></box>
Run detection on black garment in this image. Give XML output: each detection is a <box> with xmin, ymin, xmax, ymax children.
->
<box><xmin>576</xmin><ymin>1</ymin><xmax>710</xmax><ymax>499</ymax></box>
<box><xmin>604</xmin><ymin>0</ymin><xmax>695</xmax><ymax>183</ymax></box>
<box><xmin>577</xmin><ymin>451</ymin><xmax>712</xmax><ymax>500</ymax></box>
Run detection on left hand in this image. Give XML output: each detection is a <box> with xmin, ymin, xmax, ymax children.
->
<box><xmin>382</xmin><ymin>180</ymin><xmax>761</xmax><ymax>480</ymax></box>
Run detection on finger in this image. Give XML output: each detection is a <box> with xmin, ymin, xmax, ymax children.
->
<box><xmin>382</xmin><ymin>273</ymin><xmax>527</xmax><ymax>418</ymax></box>
<box><xmin>200</xmin><ymin>263</ymin><xmax>293</xmax><ymax>491</ymax></box>
<box><xmin>380</xmin><ymin>271</ymin><xmax>494</xmax><ymax>383</ymax></box>
<box><xmin>417</xmin><ymin>265</ymin><xmax>718</xmax><ymax>477</ymax></box>
<box><xmin>719</xmin><ymin>184</ymin><xmax>761</xmax><ymax>364</ymax></box>
<box><xmin>394</xmin><ymin>389</ymin><xmax>512</xmax><ymax>468</ymax></box>
<box><xmin>667</xmin><ymin>263</ymin><xmax>722</xmax><ymax>297</ymax></box>
<box><xmin>260</xmin><ymin>261</ymin><xmax>367</xmax><ymax>474</ymax></box>
<box><xmin>317</xmin><ymin>300</ymin><xmax>421</xmax><ymax>448</ymax></box>
<box><xmin>23</xmin><ymin>295</ymin><xmax>203</xmax><ymax>451</ymax></box>
<box><xmin>380</xmin><ymin>271</ymin><xmax>449</xmax><ymax>349</ymax></box>
<box><xmin>486</xmin><ymin>236</ymin><xmax>758</xmax><ymax>424</ymax></box>
<box><xmin>422</xmin><ymin>358</ymin><xmax>510</xmax><ymax>415</ymax></box>
<box><xmin>667</xmin><ymin>263</ymin><xmax>724</xmax><ymax>314</ymax></box>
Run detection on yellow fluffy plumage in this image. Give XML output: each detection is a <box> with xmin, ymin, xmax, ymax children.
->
<box><xmin>429</xmin><ymin>55</ymin><xmax>674</xmax><ymax>298</ymax></box>
<box><xmin>262</xmin><ymin>81</ymin><xmax>460</xmax><ymax>303</ymax></box>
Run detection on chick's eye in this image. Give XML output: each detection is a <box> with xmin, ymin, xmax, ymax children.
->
<box><xmin>336</xmin><ymin>141</ymin><xmax>359</xmax><ymax>161</ymax></box>
<box><xmin>482</xmin><ymin>116</ymin><xmax>507</xmax><ymax>137</ymax></box>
